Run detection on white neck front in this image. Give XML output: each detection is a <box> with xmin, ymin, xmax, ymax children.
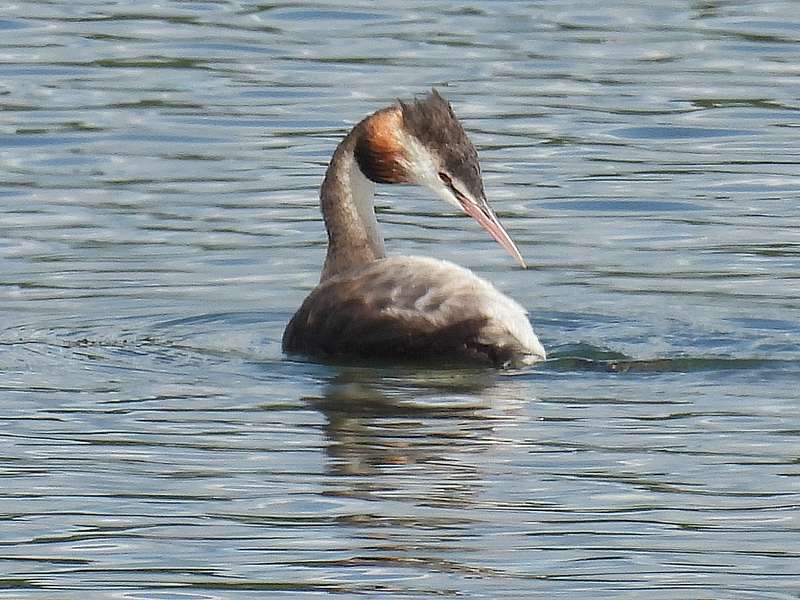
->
<box><xmin>319</xmin><ymin>131</ymin><xmax>387</xmax><ymax>281</ymax></box>
<box><xmin>348</xmin><ymin>157</ymin><xmax>384</xmax><ymax>257</ymax></box>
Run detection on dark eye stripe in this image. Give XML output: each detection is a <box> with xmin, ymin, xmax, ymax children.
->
<box><xmin>439</xmin><ymin>171</ymin><xmax>459</xmax><ymax>194</ymax></box>
<box><xmin>439</xmin><ymin>171</ymin><xmax>469</xmax><ymax>204</ymax></box>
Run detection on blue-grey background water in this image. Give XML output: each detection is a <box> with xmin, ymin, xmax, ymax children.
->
<box><xmin>1</xmin><ymin>1</ymin><xmax>798</xmax><ymax>598</ymax></box>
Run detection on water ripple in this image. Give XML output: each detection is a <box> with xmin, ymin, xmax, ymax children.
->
<box><xmin>1</xmin><ymin>1</ymin><xmax>798</xmax><ymax>599</ymax></box>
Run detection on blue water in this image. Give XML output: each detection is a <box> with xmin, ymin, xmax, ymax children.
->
<box><xmin>1</xmin><ymin>1</ymin><xmax>798</xmax><ymax>598</ymax></box>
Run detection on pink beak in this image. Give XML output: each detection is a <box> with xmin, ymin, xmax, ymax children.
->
<box><xmin>457</xmin><ymin>192</ymin><xmax>527</xmax><ymax>268</ymax></box>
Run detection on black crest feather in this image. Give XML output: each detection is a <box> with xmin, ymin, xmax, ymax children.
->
<box><xmin>399</xmin><ymin>89</ymin><xmax>485</xmax><ymax>200</ymax></box>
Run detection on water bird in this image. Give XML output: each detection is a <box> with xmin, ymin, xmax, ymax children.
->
<box><xmin>282</xmin><ymin>90</ymin><xmax>546</xmax><ymax>367</ymax></box>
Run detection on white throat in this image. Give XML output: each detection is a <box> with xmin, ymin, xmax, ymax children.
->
<box><xmin>348</xmin><ymin>157</ymin><xmax>384</xmax><ymax>257</ymax></box>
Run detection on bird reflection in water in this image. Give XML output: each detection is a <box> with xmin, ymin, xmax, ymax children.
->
<box><xmin>306</xmin><ymin>367</ymin><xmax>528</xmax><ymax>508</ymax></box>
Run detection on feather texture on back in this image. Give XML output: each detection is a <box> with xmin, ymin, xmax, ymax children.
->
<box><xmin>283</xmin><ymin>256</ymin><xmax>545</xmax><ymax>366</ymax></box>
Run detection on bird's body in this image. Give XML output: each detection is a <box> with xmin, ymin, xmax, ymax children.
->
<box><xmin>283</xmin><ymin>255</ymin><xmax>545</xmax><ymax>366</ymax></box>
<box><xmin>283</xmin><ymin>90</ymin><xmax>545</xmax><ymax>367</ymax></box>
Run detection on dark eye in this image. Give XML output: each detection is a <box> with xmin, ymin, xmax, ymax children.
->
<box><xmin>438</xmin><ymin>171</ymin><xmax>452</xmax><ymax>186</ymax></box>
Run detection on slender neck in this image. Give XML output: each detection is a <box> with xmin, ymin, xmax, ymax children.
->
<box><xmin>319</xmin><ymin>125</ymin><xmax>385</xmax><ymax>281</ymax></box>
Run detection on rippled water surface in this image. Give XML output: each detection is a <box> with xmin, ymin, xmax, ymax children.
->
<box><xmin>1</xmin><ymin>1</ymin><xmax>799</xmax><ymax>598</ymax></box>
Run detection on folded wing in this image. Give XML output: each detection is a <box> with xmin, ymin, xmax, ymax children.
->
<box><xmin>283</xmin><ymin>256</ymin><xmax>545</xmax><ymax>366</ymax></box>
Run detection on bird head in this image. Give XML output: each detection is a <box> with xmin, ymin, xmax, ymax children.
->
<box><xmin>354</xmin><ymin>89</ymin><xmax>527</xmax><ymax>268</ymax></box>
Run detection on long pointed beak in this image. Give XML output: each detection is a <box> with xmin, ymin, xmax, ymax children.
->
<box><xmin>456</xmin><ymin>193</ymin><xmax>527</xmax><ymax>268</ymax></box>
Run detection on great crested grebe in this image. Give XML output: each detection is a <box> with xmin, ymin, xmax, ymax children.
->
<box><xmin>282</xmin><ymin>90</ymin><xmax>546</xmax><ymax>367</ymax></box>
